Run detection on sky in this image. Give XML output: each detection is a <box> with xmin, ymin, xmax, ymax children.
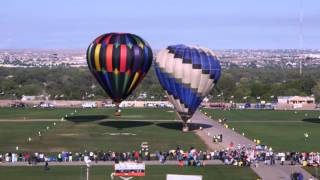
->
<box><xmin>0</xmin><ymin>0</ymin><xmax>319</xmax><ymax>49</ymax></box>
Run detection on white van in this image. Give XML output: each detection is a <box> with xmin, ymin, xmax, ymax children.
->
<box><xmin>81</xmin><ymin>102</ymin><xmax>97</xmax><ymax>108</ymax></box>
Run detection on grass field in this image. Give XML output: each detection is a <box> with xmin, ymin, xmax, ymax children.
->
<box><xmin>0</xmin><ymin>108</ymin><xmax>207</xmax><ymax>153</ymax></box>
<box><xmin>2</xmin><ymin>107</ymin><xmax>320</xmax><ymax>153</ymax></box>
<box><xmin>0</xmin><ymin>165</ymin><xmax>259</xmax><ymax>180</ymax></box>
<box><xmin>0</xmin><ymin>107</ymin><xmax>176</xmax><ymax>120</ymax></box>
<box><xmin>304</xmin><ymin>166</ymin><xmax>320</xmax><ymax>179</ymax></box>
<box><xmin>204</xmin><ymin>109</ymin><xmax>320</xmax><ymax>151</ymax></box>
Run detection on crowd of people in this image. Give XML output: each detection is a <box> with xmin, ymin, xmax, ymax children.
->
<box><xmin>0</xmin><ymin>145</ymin><xmax>319</xmax><ymax>168</ymax></box>
<box><xmin>0</xmin><ymin>147</ymin><xmax>205</xmax><ymax>167</ymax></box>
<box><xmin>0</xmin><ymin>151</ymin><xmax>151</xmax><ymax>164</ymax></box>
<box><xmin>215</xmin><ymin>145</ymin><xmax>320</xmax><ymax>167</ymax></box>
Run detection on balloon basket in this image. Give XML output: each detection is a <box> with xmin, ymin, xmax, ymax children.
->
<box><xmin>182</xmin><ymin>124</ymin><xmax>189</xmax><ymax>132</ymax></box>
<box><xmin>114</xmin><ymin>112</ymin><xmax>121</xmax><ymax>117</ymax></box>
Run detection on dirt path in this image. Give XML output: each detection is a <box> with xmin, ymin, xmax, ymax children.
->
<box><xmin>191</xmin><ymin>111</ymin><xmax>254</xmax><ymax>149</ymax></box>
<box><xmin>252</xmin><ymin>163</ymin><xmax>316</xmax><ymax>180</ymax></box>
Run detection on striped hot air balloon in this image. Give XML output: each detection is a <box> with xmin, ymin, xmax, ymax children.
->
<box><xmin>87</xmin><ymin>33</ymin><xmax>153</xmax><ymax>116</ymax></box>
<box><xmin>154</xmin><ymin>45</ymin><xmax>221</xmax><ymax>131</ymax></box>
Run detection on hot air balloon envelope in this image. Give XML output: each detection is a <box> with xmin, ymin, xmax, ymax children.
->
<box><xmin>87</xmin><ymin>33</ymin><xmax>153</xmax><ymax>115</ymax></box>
<box><xmin>154</xmin><ymin>44</ymin><xmax>221</xmax><ymax>130</ymax></box>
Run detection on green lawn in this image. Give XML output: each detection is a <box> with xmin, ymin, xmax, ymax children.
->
<box><xmin>204</xmin><ymin>109</ymin><xmax>320</xmax><ymax>151</ymax></box>
<box><xmin>0</xmin><ymin>108</ymin><xmax>205</xmax><ymax>153</ymax></box>
<box><xmin>0</xmin><ymin>107</ymin><xmax>176</xmax><ymax>120</ymax></box>
<box><xmin>205</xmin><ymin>109</ymin><xmax>320</xmax><ymax>122</ymax></box>
<box><xmin>0</xmin><ymin>165</ymin><xmax>259</xmax><ymax>180</ymax></box>
<box><xmin>304</xmin><ymin>167</ymin><xmax>320</xmax><ymax>179</ymax></box>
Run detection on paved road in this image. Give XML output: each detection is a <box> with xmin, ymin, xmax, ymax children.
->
<box><xmin>191</xmin><ymin>110</ymin><xmax>318</xmax><ymax>180</ymax></box>
<box><xmin>252</xmin><ymin>163</ymin><xmax>317</xmax><ymax>180</ymax></box>
<box><xmin>0</xmin><ymin>160</ymin><xmax>223</xmax><ymax>167</ymax></box>
<box><xmin>191</xmin><ymin>111</ymin><xmax>255</xmax><ymax>149</ymax></box>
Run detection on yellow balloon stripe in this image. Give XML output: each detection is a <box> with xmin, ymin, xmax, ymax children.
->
<box><xmin>132</xmin><ymin>36</ymin><xmax>144</xmax><ymax>49</ymax></box>
<box><xmin>128</xmin><ymin>72</ymin><xmax>140</xmax><ymax>92</ymax></box>
<box><xmin>94</xmin><ymin>44</ymin><xmax>101</xmax><ymax>71</ymax></box>
<box><xmin>114</xmin><ymin>68</ymin><xmax>119</xmax><ymax>93</ymax></box>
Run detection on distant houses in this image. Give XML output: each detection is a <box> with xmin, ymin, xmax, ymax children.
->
<box><xmin>276</xmin><ymin>96</ymin><xmax>316</xmax><ymax>110</ymax></box>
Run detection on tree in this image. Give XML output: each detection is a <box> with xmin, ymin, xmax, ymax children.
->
<box><xmin>0</xmin><ymin>66</ymin><xmax>319</xmax><ymax>102</ymax></box>
<box><xmin>250</xmin><ymin>81</ymin><xmax>270</xmax><ymax>98</ymax></box>
<box><xmin>312</xmin><ymin>81</ymin><xmax>320</xmax><ymax>102</ymax></box>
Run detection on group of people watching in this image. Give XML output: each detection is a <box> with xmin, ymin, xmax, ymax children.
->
<box><xmin>0</xmin><ymin>150</ymin><xmax>150</xmax><ymax>164</ymax></box>
<box><xmin>0</xmin><ymin>146</ymin><xmax>204</xmax><ymax>167</ymax></box>
<box><xmin>215</xmin><ymin>145</ymin><xmax>320</xmax><ymax>167</ymax></box>
<box><xmin>0</xmin><ymin>145</ymin><xmax>319</xmax><ymax>168</ymax></box>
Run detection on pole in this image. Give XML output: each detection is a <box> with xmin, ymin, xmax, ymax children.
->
<box><xmin>86</xmin><ymin>165</ymin><xmax>89</xmax><ymax>180</ymax></box>
<box><xmin>80</xmin><ymin>166</ymin><xmax>83</xmax><ymax>180</ymax></box>
<box><xmin>85</xmin><ymin>162</ymin><xmax>91</xmax><ymax>180</ymax></box>
<box><xmin>299</xmin><ymin>0</ymin><xmax>303</xmax><ymax>76</ymax></box>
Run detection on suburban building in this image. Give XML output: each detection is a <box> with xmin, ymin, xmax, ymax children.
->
<box><xmin>276</xmin><ymin>96</ymin><xmax>316</xmax><ymax>110</ymax></box>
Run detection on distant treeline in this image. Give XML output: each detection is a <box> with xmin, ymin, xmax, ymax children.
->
<box><xmin>0</xmin><ymin>67</ymin><xmax>319</xmax><ymax>102</ymax></box>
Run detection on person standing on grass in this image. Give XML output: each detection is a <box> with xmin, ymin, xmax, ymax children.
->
<box><xmin>44</xmin><ymin>159</ymin><xmax>49</xmax><ymax>171</ymax></box>
<box><xmin>38</xmin><ymin>131</ymin><xmax>42</xmax><ymax>141</ymax></box>
<box><xmin>134</xmin><ymin>151</ymin><xmax>139</xmax><ymax>161</ymax></box>
<box><xmin>69</xmin><ymin>152</ymin><xmax>73</xmax><ymax>162</ymax></box>
<box><xmin>58</xmin><ymin>153</ymin><xmax>62</xmax><ymax>162</ymax></box>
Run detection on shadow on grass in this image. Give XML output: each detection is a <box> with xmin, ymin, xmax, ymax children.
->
<box><xmin>99</xmin><ymin>121</ymin><xmax>153</xmax><ymax>130</ymax></box>
<box><xmin>302</xmin><ymin>118</ymin><xmax>320</xmax><ymax>124</ymax></box>
<box><xmin>156</xmin><ymin>122</ymin><xmax>212</xmax><ymax>131</ymax></box>
<box><xmin>66</xmin><ymin>115</ymin><xmax>108</xmax><ymax>123</ymax></box>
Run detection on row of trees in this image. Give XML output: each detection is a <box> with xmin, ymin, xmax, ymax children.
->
<box><xmin>0</xmin><ymin>67</ymin><xmax>319</xmax><ymax>102</ymax></box>
<box><xmin>213</xmin><ymin>67</ymin><xmax>320</xmax><ymax>102</ymax></box>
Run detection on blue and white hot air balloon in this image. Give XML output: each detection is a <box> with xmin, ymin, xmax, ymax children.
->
<box><xmin>154</xmin><ymin>45</ymin><xmax>221</xmax><ymax>131</ymax></box>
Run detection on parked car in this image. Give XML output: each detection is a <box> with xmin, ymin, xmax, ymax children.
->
<box><xmin>144</xmin><ymin>103</ymin><xmax>156</xmax><ymax>108</ymax></box>
<box><xmin>81</xmin><ymin>102</ymin><xmax>97</xmax><ymax>108</ymax></box>
<box><xmin>10</xmin><ymin>102</ymin><xmax>25</xmax><ymax>108</ymax></box>
<box><xmin>102</xmin><ymin>103</ymin><xmax>115</xmax><ymax>108</ymax></box>
<box><xmin>209</xmin><ymin>103</ymin><xmax>226</xmax><ymax>109</ymax></box>
<box><xmin>244</xmin><ymin>103</ymin><xmax>251</xmax><ymax>109</ymax></box>
<box><xmin>166</xmin><ymin>104</ymin><xmax>174</xmax><ymax>109</ymax></box>
<box><xmin>255</xmin><ymin>103</ymin><xmax>265</xmax><ymax>109</ymax></box>
<box><xmin>38</xmin><ymin>102</ymin><xmax>55</xmax><ymax>108</ymax></box>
